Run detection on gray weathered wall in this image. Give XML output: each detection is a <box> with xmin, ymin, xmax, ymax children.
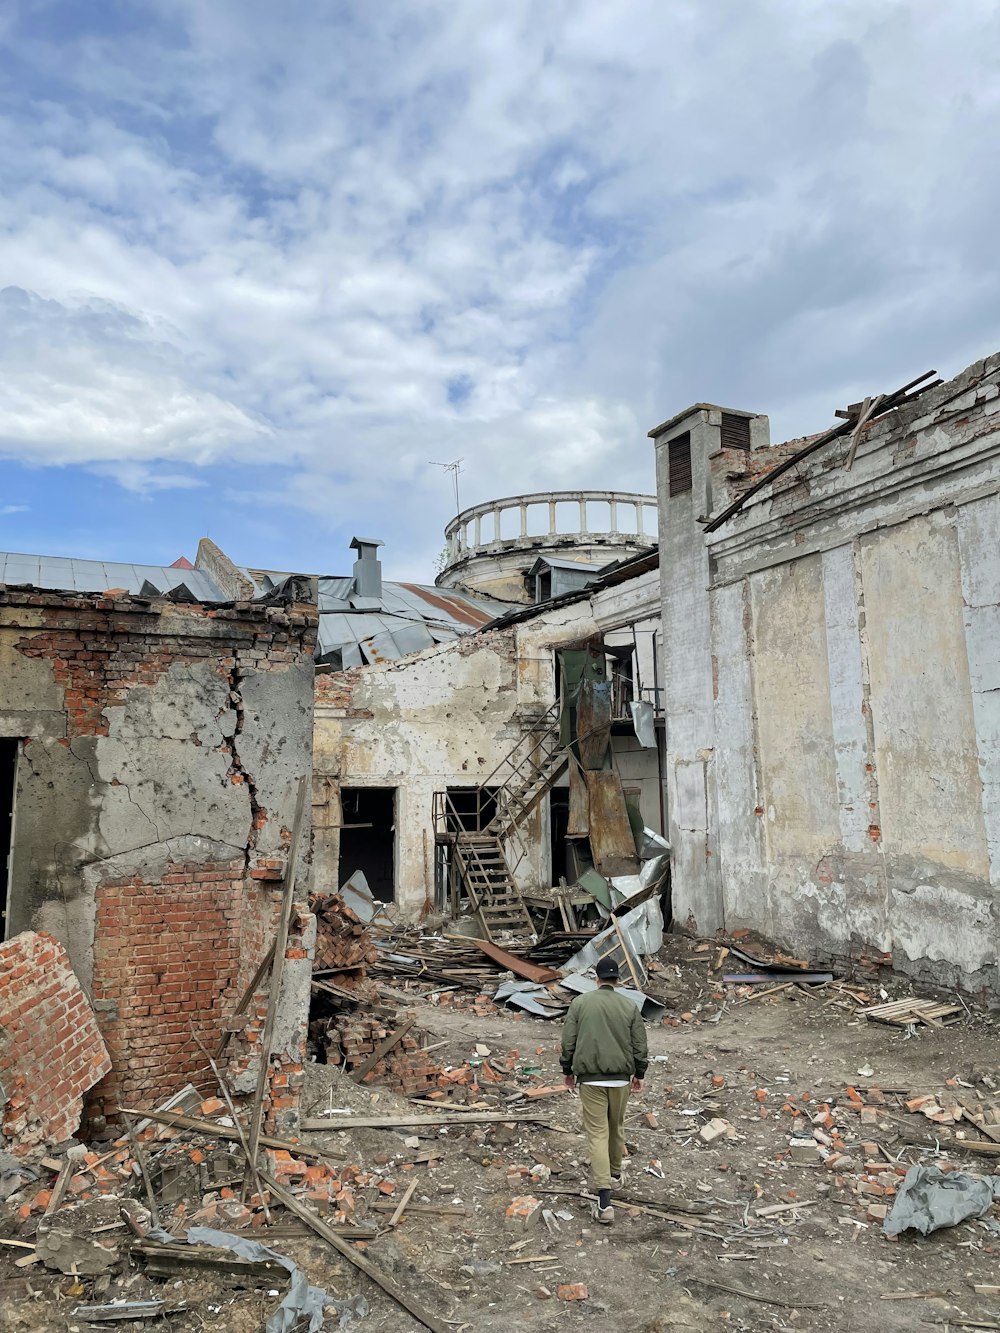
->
<box><xmin>654</xmin><ymin>353</ymin><xmax>1000</xmax><ymax>993</ymax></box>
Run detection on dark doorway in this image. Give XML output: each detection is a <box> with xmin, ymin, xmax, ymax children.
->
<box><xmin>0</xmin><ymin>739</ymin><xmax>18</xmax><ymax>939</ymax></box>
<box><xmin>550</xmin><ymin>788</ymin><xmax>569</xmax><ymax>885</ymax></box>
<box><xmin>339</xmin><ymin>787</ymin><xmax>395</xmax><ymax>903</ymax></box>
<box><xmin>445</xmin><ymin>786</ymin><xmax>498</xmax><ymax>832</ymax></box>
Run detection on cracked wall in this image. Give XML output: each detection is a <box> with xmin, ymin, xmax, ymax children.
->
<box><xmin>0</xmin><ymin>586</ymin><xmax>317</xmax><ymax>1122</ymax></box>
<box><xmin>655</xmin><ymin>352</ymin><xmax>1000</xmax><ymax>996</ymax></box>
<box><xmin>313</xmin><ymin>606</ymin><xmax>610</xmax><ymax>916</ymax></box>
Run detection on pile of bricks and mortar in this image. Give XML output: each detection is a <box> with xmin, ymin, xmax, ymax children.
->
<box><xmin>328</xmin><ymin>1014</ymin><xmax>444</xmax><ymax>1097</ymax></box>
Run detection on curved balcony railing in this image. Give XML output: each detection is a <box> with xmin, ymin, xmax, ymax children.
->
<box><xmin>442</xmin><ymin>490</ymin><xmax>657</xmax><ymax>568</ymax></box>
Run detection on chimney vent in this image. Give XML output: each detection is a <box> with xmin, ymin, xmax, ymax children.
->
<box><xmin>350</xmin><ymin>536</ymin><xmax>384</xmax><ymax>599</ymax></box>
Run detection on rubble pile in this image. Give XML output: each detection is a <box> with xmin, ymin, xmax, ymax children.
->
<box><xmin>310</xmin><ymin>892</ymin><xmax>379</xmax><ymax>984</ymax></box>
<box><xmin>329</xmin><ymin>1014</ymin><xmax>446</xmax><ymax>1097</ymax></box>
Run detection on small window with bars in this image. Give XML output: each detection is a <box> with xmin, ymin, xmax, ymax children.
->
<box><xmin>668</xmin><ymin>433</ymin><xmax>692</xmax><ymax>496</ymax></box>
<box><xmin>720</xmin><ymin>412</ymin><xmax>751</xmax><ymax>450</ymax></box>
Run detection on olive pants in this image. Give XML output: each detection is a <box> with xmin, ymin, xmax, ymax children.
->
<box><xmin>579</xmin><ymin>1083</ymin><xmax>629</xmax><ymax>1191</ymax></box>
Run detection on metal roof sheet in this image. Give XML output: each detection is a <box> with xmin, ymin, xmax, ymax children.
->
<box><xmin>1</xmin><ymin>548</ymin><xmax>513</xmax><ymax>668</ymax></box>
<box><xmin>0</xmin><ymin>552</ymin><xmax>227</xmax><ymax>601</ymax></box>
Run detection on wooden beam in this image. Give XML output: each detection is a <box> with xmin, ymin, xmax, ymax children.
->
<box><xmin>350</xmin><ymin>1019</ymin><xmax>415</xmax><ymax>1084</ymax></box>
<box><xmin>245</xmin><ymin>776</ymin><xmax>309</xmax><ymax>1184</ymax></box>
<box><xmin>119</xmin><ymin>1106</ymin><xmax>344</xmax><ymax>1160</ymax></box>
<box><xmin>387</xmin><ymin>1175</ymin><xmax>419</xmax><ymax>1227</ymax></box>
<box><xmin>261</xmin><ymin>1172</ymin><xmax>451</xmax><ymax>1333</ymax></box>
<box><xmin>302</xmin><ymin>1110</ymin><xmax>552</xmax><ymax>1131</ymax></box>
<box><xmin>214</xmin><ymin>940</ymin><xmax>276</xmax><ymax>1059</ymax></box>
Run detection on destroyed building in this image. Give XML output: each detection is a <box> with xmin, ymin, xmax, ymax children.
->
<box><xmin>0</xmin><ymin>545</ymin><xmax>317</xmax><ymax>1147</ymax></box>
<box><xmin>1</xmin><ymin>488</ymin><xmax>668</xmax><ymax>1151</ymax></box>
<box><xmin>311</xmin><ymin>490</ymin><xmax>667</xmax><ymax>929</ymax></box>
<box><xmin>652</xmin><ymin>352</ymin><xmax>1000</xmax><ymax>995</ymax></box>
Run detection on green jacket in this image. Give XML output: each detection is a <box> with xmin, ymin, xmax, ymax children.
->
<box><xmin>560</xmin><ymin>985</ymin><xmax>648</xmax><ymax>1082</ymax></box>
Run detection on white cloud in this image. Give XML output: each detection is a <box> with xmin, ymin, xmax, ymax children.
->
<box><xmin>1</xmin><ymin>504</ymin><xmax>29</xmax><ymax>515</ymax></box>
<box><xmin>0</xmin><ymin>0</ymin><xmax>998</xmax><ymax>573</ymax></box>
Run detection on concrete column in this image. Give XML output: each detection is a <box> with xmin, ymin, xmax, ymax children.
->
<box><xmin>609</xmin><ymin>498</ymin><xmax>618</xmax><ymax>533</ymax></box>
<box><xmin>579</xmin><ymin>498</ymin><xmax>588</xmax><ymax>531</ymax></box>
<box><xmin>474</xmin><ymin>515</ymin><xmax>481</xmax><ymax>547</ymax></box>
<box><xmin>649</xmin><ymin>408</ymin><xmax>724</xmax><ymax>931</ymax></box>
<box><xmin>636</xmin><ymin>504</ymin><xmax>645</xmax><ymax>537</ymax></box>
<box><xmin>520</xmin><ymin>503</ymin><xmax>528</xmax><ymax>537</ymax></box>
<box><xmin>548</xmin><ymin>499</ymin><xmax>557</xmax><ymax>533</ymax></box>
<box><xmin>492</xmin><ymin>508</ymin><xmax>502</xmax><ymax>542</ymax></box>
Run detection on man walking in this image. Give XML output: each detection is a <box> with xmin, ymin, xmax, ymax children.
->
<box><xmin>560</xmin><ymin>956</ymin><xmax>648</xmax><ymax>1224</ymax></box>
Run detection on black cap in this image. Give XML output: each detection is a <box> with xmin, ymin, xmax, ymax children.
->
<box><xmin>595</xmin><ymin>956</ymin><xmax>620</xmax><ymax>981</ymax></box>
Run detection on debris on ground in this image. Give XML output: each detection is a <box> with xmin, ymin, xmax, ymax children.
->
<box><xmin>884</xmin><ymin>1165</ymin><xmax>1000</xmax><ymax>1237</ymax></box>
<box><xmin>5</xmin><ymin>912</ymin><xmax>1000</xmax><ymax>1332</ymax></box>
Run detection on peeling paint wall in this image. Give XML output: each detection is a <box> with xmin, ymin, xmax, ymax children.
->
<box><xmin>0</xmin><ymin>586</ymin><xmax>317</xmax><ymax>1119</ymax></box>
<box><xmin>654</xmin><ymin>353</ymin><xmax>1000</xmax><ymax>994</ymax></box>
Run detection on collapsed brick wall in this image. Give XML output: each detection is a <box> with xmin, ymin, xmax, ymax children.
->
<box><xmin>0</xmin><ymin>933</ymin><xmax>112</xmax><ymax>1155</ymax></box>
<box><xmin>1</xmin><ymin>585</ymin><xmax>317</xmax><ymax>1129</ymax></box>
<box><xmin>87</xmin><ymin>860</ymin><xmax>244</xmax><ymax>1127</ymax></box>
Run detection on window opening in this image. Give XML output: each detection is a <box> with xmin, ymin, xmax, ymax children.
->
<box><xmin>668</xmin><ymin>433</ymin><xmax>692</xmax><ymax>496</ymax></box>
<box><xmin>720</xmin><ymin>413</ymin><xmax>751</xmax><ymax>450</ymax></box>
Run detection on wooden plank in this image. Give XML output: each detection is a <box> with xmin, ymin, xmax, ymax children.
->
<box><xmin>351</xmin><ymin>1019</ymin><xmax>415</xmax><ymax>1084</ymax></box>
<box><xmin>119</xmin><ymin>1107</ymin><xmax>345</xmax><ymax>1160</ymax></box>
<box><xmin>122</xmin><ymin>1111</ymin><xmax>162</xmax><ymax>1230</ymax></box>
<box><xmin>43</xmin><ymin>1159</ymin><xmax>74</xmax><ymax>1217</ymax></box>
<box><xmin>135</xmin><ymin>1239</ymin><xmax>286</xmax><ymax>1280</ymax></box>
<box><xmin>261</xmin><ymin>1173</ymin><xmax>450</xmax><ymax>1333</ymax></box>
<box><xmin>214</xmin><ymin>941</ymin><xmax>276</xmax><ymax>1059</ymax></box>
<box><xmin>369</xmin><ymin>1202</ymin><xmax>467</xmax><ymax>1216</ymax></box>
<box><xmin>245</xmin><ymin>776</ymin><xmax>308</xmax><ymax>1180</ymax></box>
<box><xmin>387</xmin><ymin>1176</ymin><xmax>419</xmax><ymax>1227</ymax></box>
<box><xmin>302</xmin><ymin>1110</ymin><xmax>552</xmax><ymax>1131</ymax></box>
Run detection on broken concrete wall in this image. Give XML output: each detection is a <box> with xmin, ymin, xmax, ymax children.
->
<box><xmin>0</xmin><ymin>931</ymin><xmax>112</xmax><ymax>1155</ymax></box>
<box><xmin>653</xmin><ymin>352</ymin><xmax>1000</xmax><ymax>994</ymax></box>
<box><xmin>0</xmin><ymin>585</ymin><xmax>317</xmax><ymax>1122</ymax></box>
<box><xmin>313</xmin><ymin>572</ymin><xmax>667</xmax><ymax>918</ymax></box>
<box><xmin>313</xmin><ymin>605</ymin><xmax>598</xmax><ymax>916</ymax></box>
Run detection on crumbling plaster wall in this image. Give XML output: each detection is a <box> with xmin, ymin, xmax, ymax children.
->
<box><xmin>0</xmin><ymin>587</ymin><xmax>317</xmax><ymax>1115</ymax></box>
<box><xmin>313</xmin><ymin>604</ymin><xmax>605</xmax><ymax>916</ymax></box>
<box><xmin>655</xmin><ymin>353</ymin><xmax>1000</xmax><ymax>994</ymax></box>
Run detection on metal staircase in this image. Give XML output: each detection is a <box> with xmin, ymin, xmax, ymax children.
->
<box><xmin>484</xmin><ymin>702</ymin><xmax>568</xmax><ymax>843</ymax></box>
<box><xmin>434</xmin><ymin>703</ymin><xmax>567</xmax><ymax>941</ymax></box>
<box><xmin>452</xmin><ymin>833</ymin><xmax>534</xmax><ymax>937</ymax></box>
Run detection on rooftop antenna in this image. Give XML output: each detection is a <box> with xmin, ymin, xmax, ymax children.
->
<box><xmin>429</xmin><ymin>458</ymin><xmax>463</xmax><ymax>516</ymax></box>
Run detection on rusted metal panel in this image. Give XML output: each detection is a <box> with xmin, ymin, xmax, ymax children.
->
<box><xmin>398</xmin><ymin>583</ymin><xmax>494</xmax><ymax>627</ymax></box>
<box><xmin>471</xmin><ymin>939</ymin><xmax>560</xmax><ymax>983</ymax></box>
<box><xmin>584</xmin><ymin>770</ymin><xmax>639</xmax><ymax>877</ymax></box>
<box><xmin>577</xmin><ymin>678</ymin><xmax>611</xmax><ymax>770</ymax></box>
<box><xmin>567</xmin><ymin>760</ymin><xmax>590</xmax><ymax>837</ymax></box>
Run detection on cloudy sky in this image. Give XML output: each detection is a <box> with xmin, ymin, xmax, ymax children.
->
<box><xmin>1</xmin><ymin>1</ymin><xmax>998</xmax><ymax>579</ymax></box>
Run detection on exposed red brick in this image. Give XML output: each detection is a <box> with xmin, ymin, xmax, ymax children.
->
<box><xmin>0</xmin><ymin>932</ymin><xmax>112</xmax><ymax>1155</ymax></box>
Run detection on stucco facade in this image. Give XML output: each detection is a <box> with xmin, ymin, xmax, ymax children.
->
<box><xmin>653</xmin><ymin>352</ymin><xmax>1000</xmax><ymax>994</ymax></box>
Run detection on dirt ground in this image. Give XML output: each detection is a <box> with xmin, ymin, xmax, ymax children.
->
<box><xmin>5</xmin><ymin>935</ymin><xmax>1000</xmax><ymax>1332</ymax></box>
